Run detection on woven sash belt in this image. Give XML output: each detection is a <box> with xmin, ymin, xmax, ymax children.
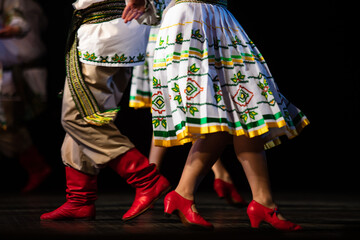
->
<box><xmin>175</xmin><ymin>0</ymin><xmax>227</xmax><ymax>8</ymax></box>
<box><xmin>65</xmin><ymin>0</ymin><xmax>125</xmax><ymax>126</ymax></box>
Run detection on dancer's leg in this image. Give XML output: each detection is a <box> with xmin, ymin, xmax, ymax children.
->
<box><xmin>211</xmin><ymin>160</ymin><xmax>232</xmax><ymax>183</ymax></box>
<box><xmin>149</xmin><ymin>136</ymin><xmax>167</xmax><ymax>170</ymax></box>
<box><xmin>174</xmin><ymin>132</ymin><xmax>231</xmax><ymax>200</ymax></box>
<box><xmin>233</xmin><ymin>135</ymin><xmax>286</xmax><ymax>220</ymax></box>
<box><xmin>233</xmin><ymin>136</ymin><xmax>273</xmax><ymax>206</ymax></box>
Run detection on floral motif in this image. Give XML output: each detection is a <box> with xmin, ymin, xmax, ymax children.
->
<box><xmin>172</xmin><ymin>83</ymin><xmax>183</xmax><ymax>104</ymax></box>
<box><xmin>188</xmin><ymin>63</ymin><xmax>200</xmax><ymax>74</ymax></box>
<box><xmin>152</xmin><ymin>117</ymin><xmax>167</xmax><ymax>129</ymax></box>
<box><xmin>176</xmin><ymin>33</ymin><xmax>183</xmax><ymax>44</ymax></box>
<box><xmin>191</xmin><ymin>29</ymin><xmax>203</xmax><ymax>39</ymax></box>
<box><xmin>83</xmin><ymin>51</ymin><xmax>97</xmax><ymax>61</ymax></box>
<box><xmin>100</xmin><ymin>56</ymin><xmax>108</xmax><ymax>63</ymax></box>
<box><xmin>231</xmin><ymin>70</ymin><xmax>246</xmax><ymax>84</ymax></box>
<box><xmin>213</xmin><ymin>84</ymin><xmax>222</xmax><ymax>103</ymax></box>
<box><xmin>112</xmin><ymin>53</ymin><xmax>127</xmax><ymax>62</ymax></box>
<box><xmin>137</xmin><ymin>53</ymin><xmax>145</xmax><ymax>62</ymax></box>
<box><xmin>153</xmin><ymin>76</ymin><xmax>161</xmax><ymax>88</ymax></box>
<box><xmin>187</xmin><ymin>105</ymin><xmax>199</xmax><ymax>116</ymax></box>
<box><xmin>257</xmin><ymin>77</ymin><xmax>274</xmax><ymax>106</ymax></box>
<box><xmin>240</xmin><ymin>110</ymin><xmax>258</xmax><ymax>123</ymax></box>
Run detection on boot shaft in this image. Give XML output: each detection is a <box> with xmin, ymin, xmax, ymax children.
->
<box><xmin>65</xmin><ymin>166</ymin><xmax>97</xmax><ymax>205</ymax></box>
<box><xmin>109</xmin><ymin>148</ymin><xmax>160</xmax><ymax>189</ymax></box>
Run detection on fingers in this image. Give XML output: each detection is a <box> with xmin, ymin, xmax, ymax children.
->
<box><xmin>121</xmin><ymin>5</ymin><xmax>132</xmax><ymax>20</ymax></box>
<box><xmin>122</xmin><ymin>4</ymin><xmax>145</xmax><ymax>23</ymax></box>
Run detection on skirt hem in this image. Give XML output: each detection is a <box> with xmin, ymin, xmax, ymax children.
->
<box><xmin>153</xmin><ymin>117</ymin><xmax>310</xmax><ymax>149</ymax></box>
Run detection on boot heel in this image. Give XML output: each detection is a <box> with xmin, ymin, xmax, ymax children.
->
<box><xmin>248</xmin><ymin>214</ymin><xmax>263</xmax><ymax>228</ymax></box>
<box><xmin>247</xmin><ymin>200</ymin><xmax>302</xmax><ymax>231</ymax></box>
<box><xmin>163</xmin><ymin>191</ymin><xmax>214</xmax><ymax>229</ymax></box>
<box><xmin>164</xmin><ymin>198</ymin><xmax>176</xmax><ymax>215</ymax></box>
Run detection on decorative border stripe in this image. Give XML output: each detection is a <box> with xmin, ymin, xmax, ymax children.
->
<box><xmin>154</xmin><ymin>117</ymin><xmax>309</xmax><ymax>147</ymax></box>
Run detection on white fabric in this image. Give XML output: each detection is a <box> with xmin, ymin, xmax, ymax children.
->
<box><xmin>151</xmin><ymin>2</ymin><xmax>309</xmax><ymax>147</ymax></box>
<box><xmin>73</xmin><ymin>0</ymin><xmax>151</xmax><ymax>67</ymax></box>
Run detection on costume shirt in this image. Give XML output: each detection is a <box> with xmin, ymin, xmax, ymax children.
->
<box><xmin>74</xmin><ymin>0</ymin><xmax>151</xmax><ymax>67</ymax></box>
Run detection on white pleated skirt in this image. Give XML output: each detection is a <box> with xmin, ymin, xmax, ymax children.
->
<box><xmin>151</xmin><ymin>1</ymin><xmax>309</xmax><ymax>147</ymax></box>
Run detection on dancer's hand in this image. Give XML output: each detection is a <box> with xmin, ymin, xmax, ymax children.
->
<box><xmin>122</xmin><ymin>0</ymin><xmax>146</xmax><ymax>23</ymax></box>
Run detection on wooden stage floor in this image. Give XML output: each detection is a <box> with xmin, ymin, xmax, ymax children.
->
<box><xmin>0</xmin><ymin>191</ymin><xmax>359</xmax><ymax>240</ymax></box>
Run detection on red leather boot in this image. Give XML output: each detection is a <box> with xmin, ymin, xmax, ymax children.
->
<box><xmin>40</xmin><ymin>166</ymin><xmax>97</xmax><ymax>221</ymax></box>
<box><xmin>19</xmin><ymin>145</ymin><xmax>52</xmax><ymax>193</ymax></box>
<box><xmin>109</xmin><ymin>148</ymin><xmax>171</xmax><ymax>221</ymax></box>
<box><xmin>213</xmin><ymin>179</ymin><xmax>247</xmax><ymax>208</ymax></box>
<box><xmin>247</xmin><ymin>200</ymin><xmax>302</xmax><ymax>231</ymax></box>
<box><xmin>164</xmin><ymin>191</ymin><xmax>214</xmax><ymax>229</ymax></box>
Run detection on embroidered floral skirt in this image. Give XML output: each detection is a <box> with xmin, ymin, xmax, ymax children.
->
<box><xmin>129</xmin><ymin>25</ymin><xmax>160</xmax><ymax>109</ymax></box>
<box><xmin>129</xmin><ymin>0</ymin><xmax>172</xmax><ymax>109</ymax></box>
<box><xmin>151</xmin><ymin>2</ymin><xmax>309</xmax><ymax>148</ymax></box>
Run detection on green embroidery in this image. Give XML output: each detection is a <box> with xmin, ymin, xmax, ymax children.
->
<box><xmin>172</xmin><ymin>83</ymin><xmax>180</xmax><ymax>93</ymax></box>
<box><xmin>153</xmin><ymin>76</ymin><xmax>161</xmax><ymax>87</ymax></box>
<box><xmin>237</xmin><ymin>89</ymin><xmax>249</xmax><ymax>103</ymax></box>
<box><xmin>143</xmin><ymin>61</ymin><xmax>149</xmax><ymax>76</ymax></box>
<box><xmin>233</xmin><ymin>86</ymin><xmax>254</xmax><ymax>107</ymax></box>
<box><xmin>152</xmin><ymin>118</ymin><xmax>167</xmax><ymax>129</ymax></box>
<box><xmin>179</xmin><ymin>106</ymin><xmax>186</xmax><ymax>113</ymax></box>
<box><xmin>152</xmin><ymin>119</ymin><xmax>160</xmax><ymax>128</ymax></box>
<box><xmin>176</xmin><ymin>33</ymin><xmax>184</xmax><ymax>44</ymax></box>
<box><xmin>186</xmin><ymin>82</ymin><xmax>198</xmax><ymax>96</ymax></box>
<box><xmin>213</xmin><ymin>84</ymin><xmax>222</xmax><ymax>103</ymax></box>
<box><xmin>257</xmin><ymin>78</ymin><xmax>273</xmax><ymax>100</ymax></box>
<box><xmin>159</xmin><ymin>36</ymin><xmax>164</xmax><ymax>46</ymax></box>
<box><xmin>162</xmin><ymin>119</ymin><xmax>167</xmax><ymax>128</ymax></box>
<box><xmin>191</xmin><ymin>29</ymin><xmax>203</xmax><ymax>41</ymax></box>
<box><xmin>152</xmin><ymin>95</ymin><xmax>165</xmax><ymax>110</ymax></box>
<box><xmin>66</xmin><ymin>39</ymin><xmax>121</xmax><ymax>126</ymax></box>
<box><xmin>172</xmin><ymin>83</ymin><xmax>183</xmax><ymax>104</ymax></box>
<box><xmin>152</xmin><ymin>111</ymin><xmax>300</xmax><ymax>139</ymax></box>
<box><xmin>112</xmin><ymin>53</ymin><xmax>127</xmax><ymax>62</ymax></box>
<box><xmin>137</xmin><ymin>53</ymin><xmax>145</xmax><ymax>62</ymax></box>
<box><xmin>187</xmin><ymin>105</ymin><xmax>199</xmax><ymax>116</ymax></box>
<box><xmin>185</xmin><ymin>78</ymin><xmax>203</xmax><ymax>100</ymax></box>
<box><xmin>240</xmin><ymin>110</ymin><xmax>258</xmax><ymax>123</ymax></box>
<box><xmin>189</xmin><ymin>63</ymin><xmax>200</xmax><ymax>73</ymax></box>
<box><xmin>83</xmin><ymin>51</ymin><xmax>97</xmax><ymax>61</ymax></box>
<box><xmin>100</xmin><ymin>56</ymin><xmax>108</xmax><ymax>63</ymax></box>
<box><xmin>79</xmin><ymin>52</ymin><xmax>146</xmax><ymax>65</ymax></box>
<box><xmin>174</xmin><ymin>95</ymin><xmax>182</xmax><ymax>105</ymax></box>
<box><xmin>129</xmin><ymin>56</ymin><xmax>136</xmax><ymax>63</ymax></box>
<box><xmin>230</xmin><ymin>35</ymin><xmax>248</xmax><ymax>48</ymax></box>
<box><xmin>65</xmin><ymin>0</ymin><xmax>126</xmax><ymax>126</ymax></box>
<box><xmin>231</xmin><ymin>70</ymin><xmax>246</xmax><ymax>84</ymax></box>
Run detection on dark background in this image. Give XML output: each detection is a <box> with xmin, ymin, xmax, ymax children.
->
<box><xmin>1</xmin><ymin>0</ymin><xmax>357</xmax><ymax>196</ymax></box>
